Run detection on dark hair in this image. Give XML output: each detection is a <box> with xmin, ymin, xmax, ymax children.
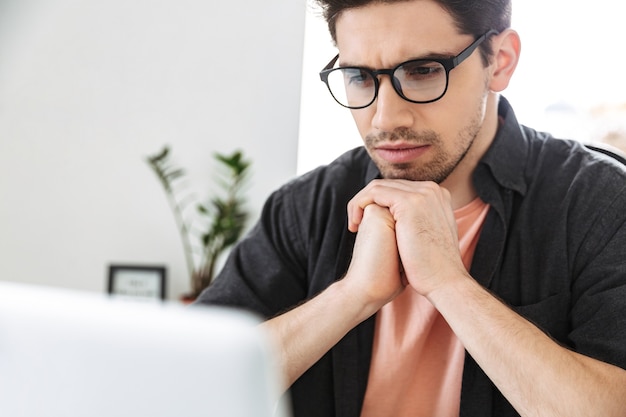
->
<box><xmin>314</xmin><ymin>0</ymin><xmax>512</xmax><ymax>64</ymax></box>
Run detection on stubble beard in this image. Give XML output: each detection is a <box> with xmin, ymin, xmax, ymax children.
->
<box><xmin>365</xmin><ymin>99</ymin><xmax>486</xmax><ymax>183</ymax></box>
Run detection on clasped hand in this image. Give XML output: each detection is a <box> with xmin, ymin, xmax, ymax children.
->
<box><xmin>345</xmin><ymin>179</ymin><xmax>469</xmax><ymax>307</ymax></box>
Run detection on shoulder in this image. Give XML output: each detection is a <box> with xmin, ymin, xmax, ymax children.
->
<box><xmin>526</xmin><ymin>133</ymin><xmax>626</xmax><ymax>193</ymax></box>
<box><xmin>257</xmin><ymin>147</ymin><xmax>375</xmax><ymax>228</ymax></box>
<box><xmin>522</xmin><ymin>133</ymin><xmax>626</xmax><ymax>241</ymax></box>
<box><xmin>482</xmin><ymin>120</ymin><xmax>626</xmax><ymax>232</ymax></box>
<box><xmin>274</xmin><ymin>146</ymin><xmax>375</xmax><ymax>204</ymax></box>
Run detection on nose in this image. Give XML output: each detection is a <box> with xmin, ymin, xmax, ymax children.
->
<box><xmin>371</xmin><ymin>76</ymin><xmax>414</xmax><ymax>132</ymax></box>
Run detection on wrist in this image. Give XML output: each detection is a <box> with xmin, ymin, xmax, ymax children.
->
<box><xmin>425</xmin><ymin>271</ymin><xmax>476</xmax><ymax>309</ymax></box>
<box><xmin>332</xmin><ymin>276</ymin><xmax>387</xmax><ymax>324</ymax></box>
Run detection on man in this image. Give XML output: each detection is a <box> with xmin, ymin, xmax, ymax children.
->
<box><xmin>196</xmin><ymin>0</ymin><xmax>626</xmax><ymax>416</ymax></box>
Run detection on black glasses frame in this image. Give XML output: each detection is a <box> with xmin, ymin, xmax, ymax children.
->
<box><xmin>319</xmin><ymin>29</ymin><xmax>499</xmax><ymax>109</ymax></box>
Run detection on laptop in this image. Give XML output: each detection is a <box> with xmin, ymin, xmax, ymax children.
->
<box><xmin>0</xmin><ymin>281</ymin><xmax>290</xmax><ymax>417</ymax></box>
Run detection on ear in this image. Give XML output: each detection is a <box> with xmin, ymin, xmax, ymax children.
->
<box><xmin>489</xmin><ymin>29</ymin><xmax>521</xmax><ymax>92</ymax></box>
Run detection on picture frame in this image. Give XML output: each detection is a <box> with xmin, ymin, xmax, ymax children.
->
<box><xmin>107</xmin><ymin>264</ymin><xmax>166</xmax><ymax>300</ymax></box>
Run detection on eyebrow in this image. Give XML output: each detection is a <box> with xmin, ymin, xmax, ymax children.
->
<box><xmin>338</xmin><ymin>51</ymin><xmax>457</xmax><ymax>69</ymax></box>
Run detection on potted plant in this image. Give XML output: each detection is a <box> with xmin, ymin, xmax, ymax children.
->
<box><xmin>146</xmin><ymin>146</ymin><xmax>251</xmax><ymax>301</ymax></box>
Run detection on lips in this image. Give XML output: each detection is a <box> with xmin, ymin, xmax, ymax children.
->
<box><xmin>374</xmin><ymin>144</ymin><xmax>431</xmax><ymax>164</ymax></box>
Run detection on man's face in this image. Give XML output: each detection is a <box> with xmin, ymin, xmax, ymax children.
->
<box><xmin>334</xmin><ymin>0</ymin><xmax>494</xmax><ymax>184</ymax></box>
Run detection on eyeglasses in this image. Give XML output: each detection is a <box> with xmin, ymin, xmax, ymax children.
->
<box><xmin>319</xmin><ymin>30</ymin><xmax>498</xmax><ymax>109</ymax></box>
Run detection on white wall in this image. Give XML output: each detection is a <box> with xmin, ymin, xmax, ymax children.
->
<box><xmin>0</xmin><ymin>0</ymin><xmax>306</xmax><ymax>299</ymax></box>
<box><xmin>298</xmin><ymin>3</ymin><xmax>362</xmax><ymax>175</ymax></box>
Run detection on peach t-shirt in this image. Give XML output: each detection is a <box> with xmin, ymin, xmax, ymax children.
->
<box><xmin>360</xmin><ymin>197</ymin><xmax>490</xmax><ymax>417</ymax></box>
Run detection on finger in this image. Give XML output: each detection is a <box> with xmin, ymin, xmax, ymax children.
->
<box><xmin>347</xmin><ymin>202</ymin><xmax>365</xmax><ymax>233</ymax></box>
<box><xmin>347</xmin><ymin>180</ymin><xmax>413</xmax><ymax>232</ymax></box>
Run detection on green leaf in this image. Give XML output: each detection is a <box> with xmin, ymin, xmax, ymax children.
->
<box><xmin>146</xmin><ymin>146</ymin><xmax>170</xmax><ymax>164</ymax></box>
<box><xmin>163</xmin><ymin>168</ymin><xmax>186</xmax><ymax>181</ymax></box>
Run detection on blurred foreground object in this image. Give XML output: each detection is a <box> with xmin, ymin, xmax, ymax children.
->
<box><xmin>0</xmin><ymin>281</ymin><xmax>289</xmax><ymax>417</ymax></box>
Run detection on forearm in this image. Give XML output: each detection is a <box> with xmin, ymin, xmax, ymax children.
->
<box><xmin>429</xmin><ymin>276</ymin><xmax>626</xmax><ymax>417</ymax></box>
<box><xmin>260</xmin><ymin>278</ymin><xmax>379</xmax><ymax>391</ymax></box>
<box><xmin>262</xmin><ymin>204</ymin><xmax>402</xmax><ymax>392</ymax></box>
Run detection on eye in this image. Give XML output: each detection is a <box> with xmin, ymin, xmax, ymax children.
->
<box><xmin>343</xmin><ymin>68</ymin><xmax>374</xmax><ymax>88</ymax></box>
<box><xmin>400</xmin><ymin>61</ymin><xmax>445</xmax><ymax>81</ymax></box>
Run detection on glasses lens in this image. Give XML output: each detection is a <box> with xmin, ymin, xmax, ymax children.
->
<box><xmin>394</xmin><ymin>60</ymin><xmax>447</xmax><ymax>103</ymax></box>
<box><xmin>325</xmin><ymin>67</ymin><xmax>376</xmax><ymax>108</ymax></box>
